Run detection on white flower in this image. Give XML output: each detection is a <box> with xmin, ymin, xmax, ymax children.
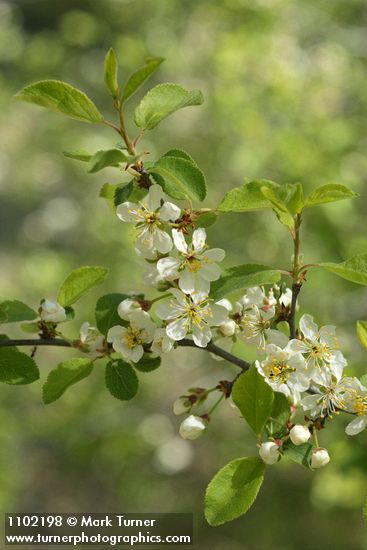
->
<box><xmin>301</xmin><ymin>377</ymin><xmax>351</xmax><ymax>418</ymax></box>
<box><xmin>239</xmin><ymin>305</ymin><xmax>275</xmax><ymax>350</ymax></box>
<box><xmin>259</xmin><ymin>441</ymin><xmax>280</xmax><ymax>465</ymax></box>
<box><xmin>289</xmin><ymin>425</ymin><xmax>311</xmax><ymax>445</ymax></box>
<box><xmin>210</xmin><ymin>299</ymin><xmax>236</xmax><ymax>361</ymax></box>
<box><xmin>156</xmin><ymin>228</ymin><xmax>225</xmax><ymax>295</ymax></box>
<box><xmin>80</xmin><ymin>322</ymin><xmax>104</xmax><ymax>353</ymax></box>
<box><xmin>237</xmin><ymin>286</ymin><xmax>276</xmax><ymax>310</ymax></box>
<box><xmin>151</xmin><ymin>328</ymin><xmax>174</xmax><ymax>355</ymax></box>
<box><xmin>179</xmin><ymin>415</ymin><xmax>206</xmax><ymax>440</ymax></box>
<box><xmin>40</xmin><ymin>299</ymin><xmax>66</xmax><ymax>323</ymax></box>
<box><xmin>311</xmin><ymin>448</ymin><xmax>330</xmax><ymax>469</ymax></box>
<box><xmin>107</xmin><ymin>310</ymin><xmax>156</xmax><ymax>363</ymax></box>
<box><xmin>343</xmin><ymin>377</ymin><xmax>367</xmax><ymax>436</ymax></box>
<box><xmin>279</xmin><ymin>288</ymin><xmax>293</xmax><ymax>308</ymax></box>
<box><xmin>288</xmin><ymin>314</ymin><xmax>347</xmax><ymax>385</ymax></box>
<box><xmin>117</xmin><ymin>298</ymin><xmax>142</xmax><ymax>320</ymax></box>
<box><xmin>256</xmin><ymin>344</ymin><xmax>310</xmax><ymax>396</ymax></box>
<box><xmin>173</xmin><ymin>397</ymin><xmax>191</xmax><ymax>416</ymax></box>
<box><xmin>116</xmin><ymin>184</ymin><xmax>180</xmax><ymax>257</ymax></box>
<box><xmin>156</xmin><ymin>289</ymin><xmax>227</xmax><ymax>348</ymax></box>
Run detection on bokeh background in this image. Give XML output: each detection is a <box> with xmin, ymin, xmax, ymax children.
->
<box><xmin>1</xmin><ymin>0</ymin><xmax>367</xmax><ymax>548</ymax></box>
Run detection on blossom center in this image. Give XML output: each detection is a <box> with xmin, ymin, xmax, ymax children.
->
<box><xmin>264</xmin><ymin>358</ymin><xmax>294</xmax><ymax>384</ymax></box>
<box><xmin>123</xmin><ymin>327</ymin><xmax>142</xmax><ymax>348</ymax></box>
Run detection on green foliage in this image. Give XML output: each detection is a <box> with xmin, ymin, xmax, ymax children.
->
<box><xmin>134</xmin><ymin>83</ymin><xmax>204</xmax><ymax>130</ymax></box>
<box><xmin>162</xmin><ymin>148</ymin><xmax>196</xmax><ymax>164</ymax></box>
<box><xmin>210</xmin><ymin>264</ymin><xmax>281</xmax><ymax>301</ymax></box>
<box><xmin>217</xmin><ymin>180</ymin><xmax>278</xmax><ymax>212</ymax></box>
<box><xmin>283</xmin><ymin>440</ymin><xmax>313</xmax><ymax>469</ymax></box>
<box><xmin>95</xmin><ymin>293</ymin><xmax>129</xmax><ymax>335</ymax></box>
<box><xmin>204</xmin><ymin>457</ymin><xmax>265</xmax><ymax>526</ymax></box>
<box><xmin>267</xmin><ymin>392</ymin><xmax>291</xmax><ymax>437</ymax></box>
<box><xmin>105</xmin><ymin>359</ymin><xmax>139</xmax><ymax>400</ymax></box>
<box><xmin>150</xmin><ymin>155</ymin><xmax>206</xmax><ymax>202</ymax></box>
<box><xmin>304</xmin><ymin>184</ymin><xmax>358</xmax><ymax>208</ymax></box>
<box><xmin>357</xmin><ymin>321</ymin><xmax>367</xmax><ymax>350</ymax></box>
<box><xmin>122</xmin><ymin>57</ymin><xmax>164</xmax><ymax>102</ymax></box>
<box><xmin>58</xmin><ymin>266</ymin><xmax>109</xmax><ymax>307</ymax></box>
<box><xmin>88</xmin><ymin>148</ymin><xmax>131</xmax><ymax>173</ymax></box>
<box><xmin>20</xmin><ymin>322</ymin><xmax>40</xmax><ymax>334</ymax></box>
<box><xmin>134</xmin><ymin>354</ymin><xmax>161</xmax><ymax>373</ymax></box>
<box><xmin>232</xmin><ymin>366</ymin><xmax>274</xmax><ymax>436</ymax></box>
<box><xmin>99</xmin><ymin>183</ymin><xmax>118</xmax><ymax>212</ymax></box>
<box><xmin>261</xmin><ymin>183</ymin><xmax>304</xmax><ymax>229</ymax></box>
<box><xmin>196</xmin><ymin>211</ymin><xmax>217</xmax><ymax>228</ymax></box>
<box><xmin>320</xmin><ymin>254</ymin><xmax>367</xmax><ymax>286</ymax></box>
<box><xmin>42</xmin><ymin>358</ymin><xmax>94</xmax><ymax>404</ymax></box>
<box><xmin>114</xmin><ymin>181</ymin><xmax>134</xmax><ymax>206</ymax></box>
<box><xmin>363</xmin><ymin>498</ymin><xmax>367</xmax><ymax>524</ymax></box>
<box><xmin>0</xmin><ymin>299</ymin><xmax>37</xmax><ymax>324</ymax></box>
<box><xmin>0</xmin><ymin>348</ymin><xmax>39</xmax><ymax>385</ymax></box>
<box><xmin>15</xmin><ymin>80</ymin><xmax>103</xmax><ymax>123</ymax></box>
<box><xmin>104</xmin><ymin>48</ymin><xmax>119</xmax><ymax>98</ymax></box>
<box><xmin>63</xmin><ymin>150</ymin><xmax>92</xmax><ymax>162</ymax></box>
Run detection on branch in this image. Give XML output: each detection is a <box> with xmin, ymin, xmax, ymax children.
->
<box><xmin>178</xmin><ymin>339</ymin><xmax>251</xmax><ymax>371</ymax></box>
<box><xmin>0</xmin><ymin>338</ymin><xmax>71</xmax><ymax>348</ymax></box>
<box><xmin>288</xmin><ymin>282</ymin><xmax>302</xmax><ymax>339</ymax></box>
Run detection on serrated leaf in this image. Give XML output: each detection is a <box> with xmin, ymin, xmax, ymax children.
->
<box><xmin>150</xmin><ymin>156</ymin><xmax>206</xmax><ymax>202</ymax></box>
<box><xmin>261</xmin><ymin>183</ymin><xmax>304</xmax><ymax>229</ymax></box>
<box><xmin>104</xmin><ymin>48</ymin><xmax>119</xmax><ymax>98</ymax></box>
<box><xmin>232</xmin><ymin>366</ymin><xmax>274</xmax><ymax>436</ymax></box>
<box><xmin>218</xmin><ymin>180</ymin><xmax>279</xmax><ymax>213</ymax></box>
<box><xmin>162</xmin><ymin>148</ymin><xmax>196</xmax><ymax>165</ymax></box>
<box><xmin>283</xmin><ymin>440</ymin><xmax>313</xmax><ymax>469</ymax></box>
<box><xmin>63</xmin><ymin>150</ymin><xmax>92</xmax><ymax>162</ymax></box>
<box><xmin>99</xmin><ymin>183</ymin><xmax>117</xmax><ymax>212</ymax></box>
<box><xmin>58</xmin><ymin>266</ymin><xmax>109</xmax><ymax>307</ymax></box>
<box><xmin>95</xmin><ymin>293</ymin><xmax>129</xmax><ymax>336</ymax></box>
<box><xmin>304</xmin><ymin>184</ymin><xmax>358</xmax><ymax>207</ymax></box>
<box><xmin>204</xmin><ymin>457</ymin><xmax>265</xmax><ymax>526</ymax></box>
<box><xmin>267</xmin><ymin>392</ymin><xmax>291</xmax><ymax>437</ymax></box>
<box><xmin>105</xmin><ymin>359</ymin><xmax>139</xmax><ymax>400</ymax></box>
<box><xmin>210</xmin><ymin>264</ymin><xmax>281</xmax><ymax>301</ymax></box>
<box><xmin>0</xmin><ymin>348</ymin><xmax>40</xmax><ymax>385</ymax></box>
<box><xmin>122</xmin><ymin>57</ymin><xmax>164</xmax><ymax>102</ymax></box>
<box><xmin>134</xmin><ymin>83</ymin><xmax>203</xmax><ymax>130</ymax></box>
<box><xmin>196</xmin><ymin>211</ymin><xmax>217</xmax><ymax>228</ymax></box>
<box><xmin>15</xmin><ymin>80</ymin><xmax>103</xmax><ymax>123</ymax></box>
<box><xmin>320</xmin><ymin>254</ymin><xmax>367</xmax><ymax>286</ymax></box>
<box><xmin>134</xmin><ymin>354</ymin><xmax>161</xmax><ymax>373</ymax></box>
<box><xmin>114</xmin><ymin>180</ymin><xmax>134</xmax><ymax>206</ymax></box>
<box><xmin>88</xmin><ymin>148</ymin><xmax>131</xmax><ymax>173</ymax></box>
<box><xmin>357</xmin><ymin>321</ymin><xmax>367</xmax><ymax>350</ymax></box>
<box><xmin>42</xmin><ymin>358</ymin><xmax>93</xmax><ymax>404</ymax></box>
<box><xmin>0</xmin><ymin>299</ymin><xmax>37</xmax><ymax>324</ymax></box>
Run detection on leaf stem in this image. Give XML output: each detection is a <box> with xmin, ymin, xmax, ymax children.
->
<box><xmin>288</xmin><ymin>213</ymin><xmax>302</xmax><ymax>339</ymax></box>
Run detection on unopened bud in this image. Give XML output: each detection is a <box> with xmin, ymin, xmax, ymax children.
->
<box><xmin>259</xmin><ymin>441</ymin><xmax>281</xmax><ymax>465</ymax></box>
<box><xmin>40</xmin><ymin>300</ymin><xmax>66</xmax><ymax>323</ymax></box>
<box><xmin>173</xmin><ymin>397</ymin><xmax>191</xmax><ymax>416</ymax></box>
<box><xmin>219</xmin><ymin>320</ymin><xmax>236</xmax><ymax>337</ymax></box>
<box><xmin>289</xmin><ymin>425</ymin><xmax>311</xmax><ymax>445</ymax></box>
<box><xmin>311</xmin><ymin>448</ymin><xmax>330</xmax><ymax>469</ymax></box>
<box><xmin>179</xmin><ymin>415</ymin><xmax>206</xmax><ymax>440</ymax></box>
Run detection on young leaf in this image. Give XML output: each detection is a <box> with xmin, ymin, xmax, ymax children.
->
<box><xmin>99</xmin><ymin>183</ymin><xmax>118</xmax><ymax>212</ymax></box>
<box><xmin>210</xmin><ymin>264</ymin><xmax>281</xmax><ymax>301</ymax></box>
<box><xmin>114</xmin><ymin>180</ymin><xmax>134</xmax><ymax>206</ymax></box>
<box><xmin>150</xmin><ymin>156</ymin><xmax>206</xmax><ymax>202</ymax></box>
<box><xmin>357</xmin><ymin>321</ymin><xmax>367</xmax><ymax>350</ymax></box>
<box><xmin>105</xmin><ymin>359</ymin><xmax>139</xmax><ymax>400</ymax></box>
<box><xmin>63</xmin><ymin>150</ymin><xmax>92</xmax><ymax>163</ymax></box>
<box><xmin>15</xmin><ymin>80</ymin><xmax>103</xmax><ymax>123</ymax></box>
<box><xmin>0</xmin><ymin>299</ymin><xmax>37</xmax><ymax>324</ymax></box>
<box><xmin>196</xmin><ymin>211</ymin><xmax>217</xmax><ymax>228</ymax></box>
<box><xmin>282</xmin><ymin>440</ymin><xmax>313</xmax><ymax>469</ymax></box>
<box><xmin>232</xmin><ymin>366</ymin><xmax>274</xmax><ymax>436</ymax></box>
<box><xmin>122</xmin><ymin>57</ymin><xmax>164</xmax><ymax>102</ymax></box>
<box><xmin>204</xmin><ymin>457</ymin><xmax>265</xmax><ymax>526</ymax></box>
<box><xmin>162</xmin><ymin>148</ymin><xmax>196</xmax><ymax>165</ymax></box>
<box><xmin>95</xmin><ymin>293</ymin><xmax>129</xmax><ymax>336</ymax></box>
<box><xmin>134</xmin><ymin>83</ymin><xmax>204</xmax><ymax>130</ymax></box>
<box><xmin>320</xmin><ymin>254</ymin><xmax>367</xmax><ymax>286</ymax></box>
<box><xmin>218</xmin><ymin>180</ymin><xmax>279</xmax><ymax>213</ymax></box>
<box><xmin>58</xmin><ymin>266</ymin><xmax>109</xmax><ymax>307</ymax></box>
<box><xmin>304</xmin><ymin>184</ymin><xmax>358</xmax><ymax>208</ymax></box>
<box><xmin>0</xmin><ymin>348</ymin><xmax>39</xmax><ymax>385</ymax></box>
<box><xmin>88</xmin><ymin>148</ymin><xmax>131</xmax><ymax>173</ymax></box>
<box><xmin>42</xmin><ymin>358</ymin><xmax>93</xmax><ymax>404</ymax></box>
<box><xmin>260</xmin><ymin>183</ymin><xmax>304</xmax><ymax>229</ymax></box>
<box><xmin>104</xmin><ymin>48</ymin><xmax>119</xmax><ymax>98</ymax></box>
<box><xmin>134</xmin><ymin>355</ymin><xmax>161</xmax><ymax>373</ymax></box>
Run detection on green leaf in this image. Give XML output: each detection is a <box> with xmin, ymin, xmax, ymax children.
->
<box><xmin>99</xmin><ymin>181</ymin><xmax>134</xmax><ymax>213</ymax></box>
<box><xmin>114</xmin><ymin>180</ymin><xmax>134</xmax><ymax>206</ymax></box>
<box><xmin>122</xmin><ymin>57</ymin><xmax>164</xmax><ymax>102</ymax></box>
<box><xmin>0</xmin><ymin>299</ymin><xmax>37</xmax><ymax>324</ymax></box>
<box><xmin>218</xmin><ymin>180</ymin><xmax>279</xmax><ymax>213</ymax></box>
<box><xmin>58</xmin><ymin>266</ymin><xmax>109</xmax><ymax>307</ymax></box>
<box><xmin>134</xmin><ymin>354</ymin><xmax>161</xmax><ymax>373</ymax></box>
<box><xmin>134</xmin><ymin>83</ymin><xmax>204</xmax><ymax>130</ymax></box>
<box><xmin>360</xmin><ymin>374</ymin><xmax>367</xmax><ymax>388</ymax></box>
<box><xmin>63</xmin><ymin>150</ymin><xmax>92</xmax><ymax>162</ymax></box>
<box><xmin>304</xmin><ymin>184</ymin><xmax>358</xmax><ymax>208</ymax></box>
<box><xmin>88</xmin><ymin>148</ymin><xmax>131</xmax><ymax>173</ymax></box>
<box><xmin>283</xmin><ymin>440</ymin><xmax>313</xmax><ymax>469</ymax></box>
<box><xmin>204</xmin><ymin>457</ymin><xmax>265</xmax><ymax>526</ymax></box>
<box><xmin>210</xmin><ymin>264</ymin><xmax>281</xmax><ymax>301</ymax></box>
<box><xmin>320</xmin><ymin>254</ymin><xmax>367</xmax><ymax>286</ymax></box>
<box><xmin>104</xmin><ymin>48</ymin><xmax>119</xmax><ymax>98</ymax></box>
<box><xmin>267</xmin><ymin>392</ymin><xmax>291</xmax><ymax>437</ymax></box>
<box><xmin>105</xmin><ymin>359</ymin><xmax>139</xmax><ymax>401</ymax></box>
<box><xmin>95</xmin><ymin>293</ymin><xmax>129</xmax><ymax>336</ymax></box>
<box><xmin>20</xmin><ymin>322</ymin><xmax>40</xmax><ymax>334</ymax></box>
<box><xmin>261</xmin><ymin>183</ymin><xmax>304</xmax><ymax>229</ymax></box>
<box><xmin>357</xmin><ymin>321</ymin><xmax>367</xmax><ymax>350</ymax></box>
<box><xmin>196</xmin><ymin>211</ymin><xmax>217</xmax><ymax>228</ymax></box>
<box><xmin>150</xmin><ymin>156</ymin><xmax>206</xmax><ymax>202</ymax></box>
<box><xmin>42</xmin><ymin>358</ymin><xmax>93</xmax><ymax>404</ymax></box>
<box><xmin>232</xmin><ymin>366</ymin><xmax>274</xmax><ymax>436</ymax></box>
<box><xmin>162</xmin><ymin>148</ymin><xmax>196</xmax><ymax>165</ymax></box>
<box><xmin>15</xmin><ymin>80</ymin><xmax>103</xmax><ymax>123</ymax></box>
<box><xmin>0</xmin><ymin>348</ymin><xmax>40</xmax><ymax>385</ymax></box>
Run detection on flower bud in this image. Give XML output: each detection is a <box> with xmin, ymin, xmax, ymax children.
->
<box><xmin>117</xmin><ymin>298</ymin><xmax>141</xmax><ymax>320</ymax></box>
<box><xmin>40</xmin><ymin>300</ymin><xmax>66</xmax><ymax>323</ymax></box>
<box><xmin>173</xmin><ymin>397</ymin><xmax>191</xmax><ymax>416</ymax></box>
<box><xmin>289</xmin><ymin>425</ymin><xmax>311</xmax><ymax>446</ymax></box>
<box><xmin>311</xmin><ymin>448</ymin><xmax>330</xmax><ymax>469</ymax></box>
<box><xmin>259</xmin><ymin>441</ymin><xmax>280</xmax><ymax>465</ymax></box>
<box><xmin>219</xmin><ymin>320</ymin><xmax>237</xmax><ymax>337</ymax></box>
<box><xmin>179</xmin><ymin>415</ymin><xmax>206</xmax><ymax>440</ymax></box>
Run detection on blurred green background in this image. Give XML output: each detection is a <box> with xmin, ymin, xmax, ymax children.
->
<box><xmin>1</xmin><ymin>0</ymin><xmax>367</xmax><ymax>548</ymax></box>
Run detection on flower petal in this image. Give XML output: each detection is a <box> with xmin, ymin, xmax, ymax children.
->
<box><xmin>160</xmin><ymin>201</ymin><xmax>181</xmax><ymax>222</ymax></box>
<box><xmin>192</xmin><ymin>228</ymin><xmax>206</xmax><ymax>252</ymax></box>
<box><xmin>345</xmin><ymin>416</ymin><xmax>367</xmax><ymax>436</ymax></box>
<box><xmin>166</xmin><ymin>317</ymin><xmax>188</xmax><ymax>341</ymax></box>
<box><xmin>299</xmin><ymin>314</ymin><xmax>319</xmax><ymax>341</ymax></box>
<box><xmin>172</xmin><ymin>229</ymin><xmax>188</xmax><ymax>253</ymax></box>
<box><xmin>116</xmin><ymin>202</ymin><xmax>140</xmax><ymax>222</ymax></box>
